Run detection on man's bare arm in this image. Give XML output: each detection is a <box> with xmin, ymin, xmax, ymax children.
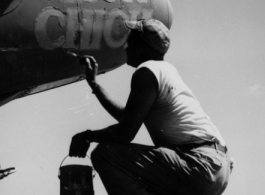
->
<box><xmin>69</xmin><ymin>67</ymin><xmax>158</xmax><ymax>157</ymax></box>
<box><xmin>87</xmin><ymin>67</ymin><xmax>158</xmax><ymax>143</ymax></box>
<box><xmin>91</xmin><ymin>83</ymin><xmax>125</xmax><ymax>122</ymax></box>
<box><xmin>83</xmin><ymin>56</ymin><xmax>125</xmax><ymax>122</ymax></box>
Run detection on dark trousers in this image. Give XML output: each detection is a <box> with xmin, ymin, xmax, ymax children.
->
<box><xmin>91</xmin><ymin>143</ymin><xmax>231</xmax><ymax>195</ymax></box>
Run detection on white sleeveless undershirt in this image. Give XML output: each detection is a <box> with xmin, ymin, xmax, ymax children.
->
<box><xmin>135</xmin><ymin>60</ymin><xmax>226</xmax><ymax>146</ymax></box>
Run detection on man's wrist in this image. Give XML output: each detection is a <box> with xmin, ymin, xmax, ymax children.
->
<box><xmin>87</xmin><ymin>81</ymin><xmax>99</xmax><ymax>94</ymax></box>
<box><xmin>91</xmin><ymin>83</ymin><xmax>100</xmax><ymax>94</ymax></box>
<box><xmin>85</xmin><ymin>130</ymin><xmax>93</xmax><ymax>143</ymax></box>
<box><xmin>92</xmin><ymin>83</ymin><xmax>99</xmax><ymax>94</ymax></box>
<box><xmin>88</xmin><ymin>80</ymin><xmax>97</xmax><ymax>88</ymax></box>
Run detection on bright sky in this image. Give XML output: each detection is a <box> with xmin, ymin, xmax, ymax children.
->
<box><xmin>1</xmin><ymin>0</ymin><xmax>265</xmax><ymax>195</ymax></box>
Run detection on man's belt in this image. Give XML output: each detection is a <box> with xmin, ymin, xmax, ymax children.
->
<box><xmin>177</xmin><ymin>141</ymin><xmax>227</xmax><ymax>153</ymax></box>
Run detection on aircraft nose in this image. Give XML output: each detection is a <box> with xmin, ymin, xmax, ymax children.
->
<box><xmin>152</xmin><ymin>0</ymin><xmax>174</xmax><ymax>30</ymax></box>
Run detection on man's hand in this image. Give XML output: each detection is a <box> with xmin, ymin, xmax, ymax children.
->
<box><xmin>69</xmin><ymin>131</ymin><xmax>90</xmax><ymax>158</ymax></box>
<box><xmin>67</xmin><ymin>52</ymin><xmax>98</xmax><ymax>89</ymax></box>
<box><xmin>82</xmin><ymin>56</ymin><xmax>98</xmax><ymax>89</ymax></box>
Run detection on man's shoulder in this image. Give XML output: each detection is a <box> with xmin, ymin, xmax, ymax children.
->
<box><xmin>131</xmin><ymin>65</ymin><xmax>159</xmax><ymax>91</ymax></box>
<box><xmin>137</xmin><ymin>60</ymin><xmax>172</xmax><ymax>70</ymax></box>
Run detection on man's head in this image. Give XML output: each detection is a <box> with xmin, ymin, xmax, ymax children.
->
<box><xmin>124</xmin><ymin>19</ymin><xmax>170</xmax><ymax>67</ymax></box>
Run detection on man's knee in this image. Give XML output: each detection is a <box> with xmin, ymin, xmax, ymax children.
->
<box><xmin>91</xmin><ymin>143</ymin><xmax>107</xmax><ymax>162</ymax></box>
<box><xmin>91</xmin><ymin>142</ymin><xmax>129</xmax><ymax>170</ymax></box>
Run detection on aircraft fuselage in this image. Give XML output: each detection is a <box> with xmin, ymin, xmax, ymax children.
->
<box><xmin>0</xmin><ymin>0</ymin><xmax>173</xmax><ymax>106</ymax></box>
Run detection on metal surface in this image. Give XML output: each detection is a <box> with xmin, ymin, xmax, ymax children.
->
<box><xmin>0</xmin><ymin>0</ymin><xmax>174</xmax><ymax>106</ymax></box>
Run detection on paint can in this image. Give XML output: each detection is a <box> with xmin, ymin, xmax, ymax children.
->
<box><xmin>58</xmin><ymin>155</ymin><xmax>95</xmax><ymax>195</ymax></box>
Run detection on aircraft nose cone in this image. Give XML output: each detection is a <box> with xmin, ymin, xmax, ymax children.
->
<box><xmin>152</xmin><ymin>0</ymin><xmax>174</xmax><ymax>30</ymax></box>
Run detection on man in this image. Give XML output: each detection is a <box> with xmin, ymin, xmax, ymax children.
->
<box><xmin>69</xmin><ymin>19</ymin><xmax>232</xmax><ymax>195</ymax></box>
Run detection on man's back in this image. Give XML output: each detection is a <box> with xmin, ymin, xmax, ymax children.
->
<box><xmin>136</xmin><ymin>60</ymin><xmax>226</xmax><ymax>146</ymax></box>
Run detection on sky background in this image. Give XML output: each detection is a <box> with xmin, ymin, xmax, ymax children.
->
<box><xmin>1</xmin><ymin>0</ymin><xmax>265</xmax><ymax>194</ymax></box>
